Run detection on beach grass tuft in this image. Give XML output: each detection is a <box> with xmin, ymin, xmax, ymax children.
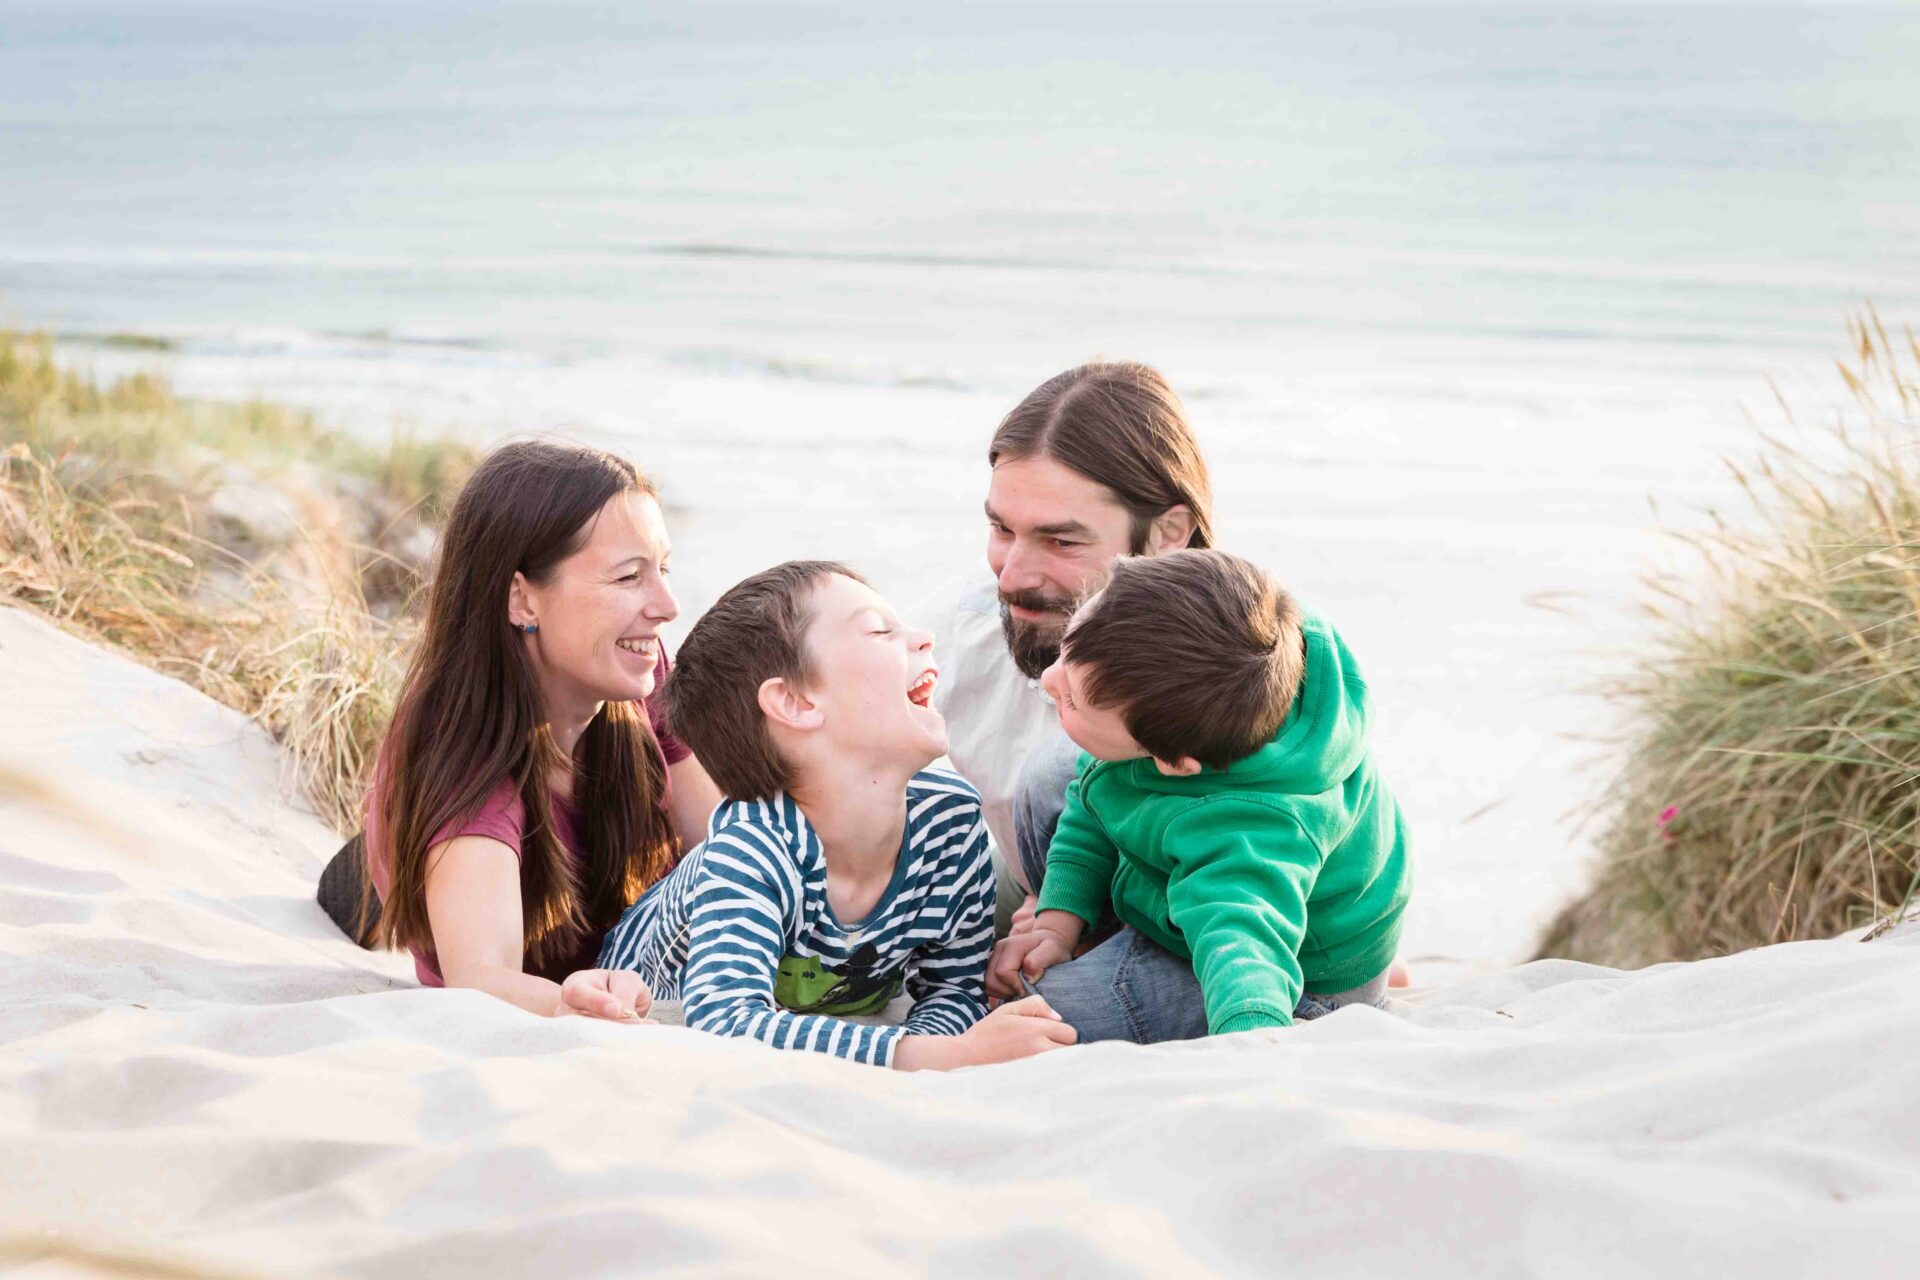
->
<box><xmin>1540</xmin><ymin>312</ymin><xmax>1920</xmax><ymax>965</ymax></box>
<box><xmin>0</xmin><ymin>331</ymin><xmax>478</xmax><ymax>832</ymax></box>
<box><xmin>1</xmin><ymin>331</ymin><xmax>473</xmax><ymax>512</ymax></box>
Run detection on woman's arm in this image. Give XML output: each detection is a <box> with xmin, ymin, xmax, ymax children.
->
<box><xmin>424</xmin><ymin>835</ymin><xmax>648</xmax><ymax>1019</ymax></box>
<box><xmin>666</xmin><ymin>753</ymin><xmax>723</xmax><ymax>853</ymax></box>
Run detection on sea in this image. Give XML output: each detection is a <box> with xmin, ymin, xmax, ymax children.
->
<box><xmin>4</xmin><ymin>0</ymin><xmax>1917</xmax><ymax>967</ymax></box>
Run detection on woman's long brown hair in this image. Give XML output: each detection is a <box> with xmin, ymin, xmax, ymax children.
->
<box><xmin>370</xmin><ymin>439</ymin><xmax>674</xmax><ymax>972</ymax></box>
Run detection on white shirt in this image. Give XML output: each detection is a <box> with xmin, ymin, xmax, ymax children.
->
<box><xmin>921</xmin><ymin>574</ymin><xmax>1068</xmax><ymax>903</ymax></box>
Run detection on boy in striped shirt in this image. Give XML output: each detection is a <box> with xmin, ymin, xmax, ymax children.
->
<box><xmin>598</xmin><ymin>561</ymin><xmax>1076</xmax><ymax>1069</ymax></box>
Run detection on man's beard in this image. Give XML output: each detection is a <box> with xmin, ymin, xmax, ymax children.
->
<box><xmin>998</xmin><ymin>588</ymin><xmax>1073</xmax><ymax>679</ymax></box>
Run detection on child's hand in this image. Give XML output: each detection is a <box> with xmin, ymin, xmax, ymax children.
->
<box><xmin>986</xmin><ymin>930</ymin><xmax>1073</xmax><ymax>1001</ymax></box>
<box><xmin>555</xmin><ymin>969</ymin><xmax>653</xmax><ymax>1021</ymax></box>
<box><xmin>964</xmin><ymin>994</ymin><xmax>1077</xmax><ymax>1064</ymax></box>
<box><xmin>894</xmin><ymin>996</ymin><xmax>1077</xmax><ymax>1070</ymax></box>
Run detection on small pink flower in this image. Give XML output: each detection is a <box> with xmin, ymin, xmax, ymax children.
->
<box><xmin>1657</xmin><ymin>805</ymin><xmax>1679</xmax><ymax>826</ymax></box>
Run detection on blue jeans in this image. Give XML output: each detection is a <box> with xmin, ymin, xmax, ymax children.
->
<box><xmin>1027</xmin><ymin>929</ymin><xmax>1391</xmax><ymax>1043</ymax></box>
<box><xmin>1012</xmin><ymin>735</ymin><xmax>1390</xmax><ymax>1043</ymax></box>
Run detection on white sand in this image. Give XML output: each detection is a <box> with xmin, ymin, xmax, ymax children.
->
<box><xmin>4</xmin><ymin>601</ymin><xmax>1919</xmax><ymax>1279</ymax></box>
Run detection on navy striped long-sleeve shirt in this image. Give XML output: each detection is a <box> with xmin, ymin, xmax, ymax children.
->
<box><xmin>596</xmin><ymin>769</ymin><xmax>995</xmax><ymax>1067</ymax></box>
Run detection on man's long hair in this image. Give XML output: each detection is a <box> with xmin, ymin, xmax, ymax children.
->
<box><xmin>988</xmin><ymin>361</ymin><xmax>1216</xmax><ymax>553</ymax></box>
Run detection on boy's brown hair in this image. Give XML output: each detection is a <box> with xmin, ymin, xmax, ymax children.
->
<box><xmin>663</xmin><ymin>560</ymin><xmax>866</xmax><ymax>801</ymax></box>
<box><xmin>1062</xmin><ymin>550</ymin><xmax>1305</xmax><ymax>770</ymax></box>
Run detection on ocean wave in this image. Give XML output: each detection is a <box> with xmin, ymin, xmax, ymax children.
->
<box><xmin>55</xmin><ymin>325</ymin><xmax>548</xmax><ymax>373</ymax></box>
<box><xmin>642</xmin><ymin>242</ymin><xmax>1123</xmax><ymax>276</ymax></box>
<box><xmin>632</xmin><ymin>241</ymin><xmax>1920</xmax><ymax>302</ymax></box>
<box><xmin>662</xmin><ymin>347</ymin><xmax>984</xmax><ymax>394</ymax></box>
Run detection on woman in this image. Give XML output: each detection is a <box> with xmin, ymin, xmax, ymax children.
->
<box><xmin>363</xmin><ymin>439</ymin><xmax>721</xmax><ymax>1020</ymax></box>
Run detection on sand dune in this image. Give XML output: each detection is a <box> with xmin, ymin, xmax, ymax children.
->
<box><xmin>3</xmin><ymin>602</ymin><xmax>1917</xmax><ymax>1279</ymax></box>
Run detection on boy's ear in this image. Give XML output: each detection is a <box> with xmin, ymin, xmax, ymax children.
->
<box><xmin>757</xmin><ymin>676</ymin><xmax>824</xmax><ymax>732</ymax></box>
<box><xmin>1146</xmin><ymin>504</ymin><xmax>1197</xmax><ymax>554</ymax></box>
<box><xmin>1151</xmin><ymin>755</ymin><xmax>1203</xmax><ymax>777</ymax></box>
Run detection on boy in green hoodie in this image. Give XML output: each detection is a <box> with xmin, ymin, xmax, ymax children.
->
<box><xmin>985</xmin><ymin>549</ymin><xmax>1410</xmax><ymax>1039</ymax></box>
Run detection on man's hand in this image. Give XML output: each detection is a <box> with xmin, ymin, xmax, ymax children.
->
<box><xmin>555</xmin><ymin>969</ymin><xmax>653</xmax><ymax>1021</ymax></box>
<box><xmin>895</xmin><ymin>994</ymin><xmax>1077</xmax><ymax>1070</ymax></box>
<box><xmin>1009</xmin><ymin>892</ymin><xmax>1038</xmax><ymax>935</ymax></box>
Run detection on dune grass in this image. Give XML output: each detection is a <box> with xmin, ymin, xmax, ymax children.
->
<box><xmin>0</xmin><ymin>332</ymin><xmax>471</xmax><ymax>511</ymax></box>
<box><xmin>1540</xmin><ymin>313</ymin><xmax>1920</xmax><ymax>965</ymax></box>
<box><xmin>0</xmin><ymin>331</ymin><xmax>478</xmax><ymax>833</ymax></box>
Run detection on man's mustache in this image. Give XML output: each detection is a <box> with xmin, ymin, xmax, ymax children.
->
<box><xmin>998</xmin><ymin>588</ymin><xmax>1073</xmax><ymax>617</ymax></box>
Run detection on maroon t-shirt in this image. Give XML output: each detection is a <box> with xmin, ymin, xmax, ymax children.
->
<box><xmin>365</xmin><ymin>649</ymin><xmax>690</xmax><ymax>987</ymax></box>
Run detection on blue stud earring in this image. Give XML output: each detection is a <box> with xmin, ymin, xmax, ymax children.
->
<box><xmin>520</xmin><ymin>622</ymin><xmax>539</xmax><ymax>635</ymax></box>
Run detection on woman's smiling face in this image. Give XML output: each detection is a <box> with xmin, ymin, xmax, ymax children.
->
<box><xmin>513</xmin><ymin>489</ymin><xmax>679</xmax><ymax>712</ymax></box>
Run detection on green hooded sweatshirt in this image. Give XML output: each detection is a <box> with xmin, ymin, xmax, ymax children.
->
<box><xmin>1035</xmin><ymin>612</ymin><xmax>1410</xmax><ymax>1034</ymax></box>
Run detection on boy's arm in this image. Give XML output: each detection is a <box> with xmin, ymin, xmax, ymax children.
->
<box><xmin>1032</xmin><ymin>770</ymin><xmax>1119</xmax><ymax>930</ymax></box>
<box><xmin>680</xmin><ymin>824</ymin><xmax>906</xmax><ymax>1066</ymax></box>
<box><xmin>1162</xmin><ymin>801</ymin><xmax>1323</xmax><ymax>1034</ymax></box>
<box><xmin>900</xmin><ymin>811</ymin><xmax>996</xmax><ymax>1036</ymax></box>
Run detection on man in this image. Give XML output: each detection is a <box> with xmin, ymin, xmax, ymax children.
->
<box><xmin>923</xmin><ymin>361</ymin><xmax>1213</xmax><ymax>932</ymax></box>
